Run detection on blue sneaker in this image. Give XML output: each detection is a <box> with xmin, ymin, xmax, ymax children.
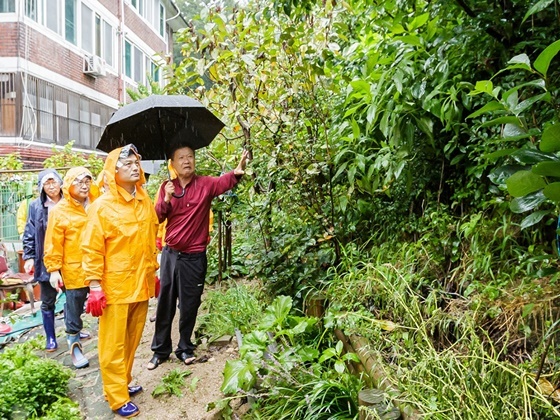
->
<box><xmin>115</xmin><ymin>402</ymin><xmax>139</xmax><ymax>418</ymax></box>
<box><xmin>128</xmin><ymin>385</ymin><xmax>143</xmax><ymax>396</ymax></box>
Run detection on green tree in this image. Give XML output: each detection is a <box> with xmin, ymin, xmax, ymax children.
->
<box><xmin>43</xmin><ymin>141</ymin><xmax>104</xmax><ymax>177</ymax></box>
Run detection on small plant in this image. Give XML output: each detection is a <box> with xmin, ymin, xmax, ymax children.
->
<box><xmin>189</xmin><ymin>377</ymin><xmax>199</xmax><ymax>393</ymax></box>
<box><xmin>0</xmin><ymin>339</ymin><xmax>76</xmax><ymax>419</ymax></box>
<box><xmin>197</xmin><ymin>283</ymin><xmax>264</xmax><ymax>342</ymax></box>
<box><xmin>151</xmin><ymin>369</ymin><xmax>192</xmax><ymax>398</ymax></box>
<box><xmin>218</xmin><ymin>296</ymin><xmax>363</xmax><ymax>419</ymax></box>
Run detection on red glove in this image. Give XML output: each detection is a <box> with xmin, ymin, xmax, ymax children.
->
<box><xmin>155</xmin><ymin>276</ymin><xmax>161</xmax><ymax>298</ymax></box>
<box><xmin>86</xmin><ymin>287</ymin><xmax>107</xmax><ymax>317</ymax></box>
<box><xmin>156</xmin><ymin>238</ymin><xmax>162</xmax><ymax>251</ymax></box>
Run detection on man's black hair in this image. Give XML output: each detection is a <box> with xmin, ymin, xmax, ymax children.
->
<box><xmin>168</xmin><ymin>142</ymin><xmax>195</xmax><ymax>160</ymax></box>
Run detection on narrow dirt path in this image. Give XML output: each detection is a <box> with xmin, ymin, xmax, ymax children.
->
<box><xmin>43</xmin><ymin>295</ymin><xmax>240</xmax><ymax>419</ymax></box>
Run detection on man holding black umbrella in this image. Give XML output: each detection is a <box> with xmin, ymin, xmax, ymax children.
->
<box><xmin>147</xmin><ymin>144</ymin><xmax>248</xmax><ymax>370</ymax></box>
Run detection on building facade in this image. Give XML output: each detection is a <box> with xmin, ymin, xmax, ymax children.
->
<box><xmin>0</xmin><ymin>0</ymin><xmax>186</xmax><ymax>166</ymax></box>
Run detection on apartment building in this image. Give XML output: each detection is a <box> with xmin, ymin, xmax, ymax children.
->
<box><xmin>0</xmin><ymin>0</ymin><xmax>187</xmax><ymax>166</ymax></box>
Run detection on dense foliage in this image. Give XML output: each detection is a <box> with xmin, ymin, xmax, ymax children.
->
<box><xmin>167</xmin><ymin>0</ymin><xmax>560</xmax><ymax>416</ymax></box>
<box><xmin>0</xmin><ymin>339</ymin><xmax>80</xmax><ymax>419</ymax></box>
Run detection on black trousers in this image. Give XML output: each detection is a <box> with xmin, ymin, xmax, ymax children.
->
<box><xmin>40</xmin><ymin>281</ymin><xmax>58</xmax><ymax>312</ymax></box>
<box><xmin>151</xmin><ymin>246</ymin><xmax>206</xmax><ymax>358</ymax></box>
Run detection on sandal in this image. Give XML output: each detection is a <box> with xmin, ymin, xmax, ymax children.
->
<box><xmin>177</xmin><ymin>351</ymin><xmax>196</xmax><ymax>365</ymax></box>
<box><xmin>147</xmin><ymin>355</ymin><xmax>168</xmax><ymax>370</ymax></box>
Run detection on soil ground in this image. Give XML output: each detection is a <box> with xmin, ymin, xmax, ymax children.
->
<box><xmin>32</xmin><ymin>293</ymin><xmax>243</xmax><ymax>419</ymax></box>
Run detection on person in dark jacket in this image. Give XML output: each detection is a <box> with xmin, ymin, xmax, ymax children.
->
<box><xmin>22</xmin><ymin>169</ymin><xmax>63</xmax><ymax>352</ymax></box>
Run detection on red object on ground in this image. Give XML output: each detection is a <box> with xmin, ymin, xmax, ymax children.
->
<box><xmin>0</xmin><ymin>323</ymin><xmax>12</xmax><ymax>335</ymax></box>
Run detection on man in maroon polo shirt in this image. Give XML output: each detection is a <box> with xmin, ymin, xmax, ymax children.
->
<box><xmin>147</xmin><ymin>144</ymin><xmax>248</xmax><ymax>370</ymax></box>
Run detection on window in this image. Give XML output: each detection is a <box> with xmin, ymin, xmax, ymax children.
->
<box><xmin>2</xmin><ymin>74</ymin><xmax>114</xmax><ymax>147</ymax></box>
<box><xmin>95</xmin><ymin>14</ymin><xmax>101</xmax><ymax>57</ymax></box>
<box><xmin>125</xmin><ymin>39</ymin><xmax>161</xmax><ymax>85</ymax></box>
<box><xmin>39</xmin><ymin>84</ymin><xmax>54</xmax><ymax>141</ymax></box>
<box><xmin>46</xmin><ymin>0</ymin><xmax>60</xmax><ymax>33</ymax></box>
<box><xmin>81</xmin><ymin>3</ymin><xmax>93</xmax><ymax>53</ymax></box>
<box><xmin>131</xmin><ymin>0</ymin><xmax>165</xmax><ymax>37</ymax></box>
<box><xmin>65</xmin><ymin>0</ymin><xmax>76</xmax><ymax>44</ymax></box>
<box><xmin>0</xmin><ymin>0</ymin><xmax>15</xmax><ymax>12</ymax></box>
<box><xmin>151</xmin><ymin>62</ymin><xmax>160</xmax><ymax>83</ymax></box>
<box><xmin>25</xmin><ymin>0</ymin><xmax>38</xmax><ymax>21</ymax></box>
<box><xmin>134</xmin><ymin>46</ymin><xmax>143</xmax><ymax>83</ymax></box>
<box><xmin>103</xmin><ymin>21</ymin><xmax>113</xmax><ymax>67</ymax></box>
<box><xmin>159</xmin><ymin>3</ymin><xmax>164</xmax><ymax>36</ymax></box>
<box><xmin>125</xmin><ymin>41</ymin><xmax>132</xmax><ymax>78</ymax></box>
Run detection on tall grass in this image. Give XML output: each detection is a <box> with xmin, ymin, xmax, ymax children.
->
<box><xmin>326</xmin><ymin>245</ymin><xmax>560</xmax><ymax>419</ymax></box>
<box><xmin>198</xmin><ymin>282</ymin><xmax>265</xmax><ymax>342</ymax></box>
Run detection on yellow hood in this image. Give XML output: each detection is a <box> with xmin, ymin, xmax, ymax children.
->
<box><xmin>62</xmin><ymin>166</ymin><xmax>98</xmax><ymax>204</ymax></box>
<box><xmin>103</xmin><ymin>145</ymin><xmax>147</xmax><ymax>197</ymax></box>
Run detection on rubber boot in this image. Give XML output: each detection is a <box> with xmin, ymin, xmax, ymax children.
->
<box><xmin>67</xmin><ymin>333</ymin><xmax>89</xmax><ymax>369</ymax></box>
<box><xmin>41</xmin><ymin>310</ymin><xmax>58</xmax><ymax>352</ymax></box>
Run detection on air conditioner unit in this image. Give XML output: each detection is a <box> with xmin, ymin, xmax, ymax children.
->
<box><xmin>83</xmin><ymin>55</ymin><xmax>106</xmax><ymax>77</ymax></box>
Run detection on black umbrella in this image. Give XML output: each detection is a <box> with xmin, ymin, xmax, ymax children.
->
<box><xmin>97</xmin><ymin>95</ymin><xmax>225</xmax><ymax>160</ymax></box>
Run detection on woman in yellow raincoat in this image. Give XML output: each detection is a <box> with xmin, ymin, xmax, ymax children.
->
<box><xmin>82</xmin><ymin>144</ymin><xmax>158</xmax><ymax>418</ymax></box>
<box><xmin>44</xmin><ymin>167</ymin><xmax>97</xmax><ymax>369</ymax></box>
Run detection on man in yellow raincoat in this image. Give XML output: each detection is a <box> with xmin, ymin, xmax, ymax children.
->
<box><xmin>44</xmin><ymin>167</ymin><xmax>97</xmax><ymax>369</ymax></box>
<box><xmin>82</xmin><ymin>144</ymin><xmax>158</xmax><ymax>418</ymax></box>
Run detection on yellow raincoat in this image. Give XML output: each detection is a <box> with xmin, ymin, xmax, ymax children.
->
<box><xmin>81</xmin><ymin>146</ymin><xmax>158</xmax><ymax>411</ymax></box>
<box><xmin>82</xmin><ymin>153</ymin><xmax>158</xmax><ymax>303</ymax></box>
<box><xmin>43</xmin><ymin>167</ymin><xmax>96</xmax><ymax>289</ymax></box>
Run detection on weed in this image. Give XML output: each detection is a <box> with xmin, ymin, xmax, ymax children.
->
<box><xmin>152</xmin><ymin>369</ymin><xmax>192</xmax><ymax>398</ymax></box>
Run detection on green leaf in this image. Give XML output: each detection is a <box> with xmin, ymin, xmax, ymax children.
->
<box><xmin>540</xmin><ymin>124</ymin><xmax>560</xmax><ymax>153</ymax></box>
<box><xmin>334</xmin><ymin>360</ymin><xmax>346</xmax><ymax>374</ymax></box>
<box><xmin>543</xmin><ymin>182</ymin><xmax>560</xmax><ymax>202</ymax></box>
<box><xmin>511</xmin><ymin>148</ymin><xmax>559</xmax><ymax>164</ymax></box>
<box><xmin>506</xmin><ymin>170</ymin><xmax>546</xmax><ymax>197</ymax></box>
<box><xmin>466</xmin><ymin>101</ymin><xmax>505</xmax><ymax>119</ymax></box>
<box><xmin>520</xmin><ymin>210</ymin><xmax>550</xmax><ymax>229</ymax></box>
<box><xmin>394</xmin><ymin>35</ymin><xmax>422</xmax><ymax>47</ymax></box>
<box><xmin>479</xmin><ymin>116</ymin><xmax>521</xmax><ymax>128</ymax></box>
<box><xmin>221</xmin><ymin>359</ymin><xmax>256</xmax><ymax>394</ymax></box>
<box><xmin>260</xmin><ymin>296</ymin><xmax>292</xmax><ymax>329</ymax></box>
<box><xmin>532</xmin><ymin>161</ymin><xmax>560</xmax><ymax>177</ymax></box>
<box><xmin>522</xmin><ymin>303</ymin><xmax>536</xmax><ymax>318</ymax></box>
<box><xmin>507</xmin><ymin>54</ymin><xmax>531</xmax><ymax>70</ymax></box>
<box><xmin>513</xmin><ymin>92</ymin><xmax>551</xmax><ymax>115</ymax></box>
<box><xmin>489</xmin><ymin>165</ymin><xmax>527</xmax><ymax>185</ymax></box>
<box><xmin>503</xmin><ymin>123</ymin><xmax>526</xmax><ymax>138</ymax></box>
<box><xmin>534</xmin><ymin>39</ymin><xmax>560</xmax><ymax>77</ymax></box>
<box><xmin>509</xmin><ymin>191</ymin><xmax>547</xmax><ymax>213</ymax></box>
<box><xmin>474</xmin><ymin>80</ymin><xmax>494</xmax><ymax>95</ymax></box>
<box><xmin>408</xmin><ymin>13</ymin><xmax>430</xmax><ymax>30</ymax></box>
<box><xmin>522</xmin><ymin>0</ymin><xmax>555</xmax><ymax>24</ymax></box>
<box><xmin>483</xmin><ymin>148</ymin><xmax>517</xmax><ymax>162</ymax></box>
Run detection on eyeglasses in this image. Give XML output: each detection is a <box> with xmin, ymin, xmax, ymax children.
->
<box><xmin>43</xmin><ymin>180</ymin><xmax>60</xmax><ymax>188</ymax></box>
<box><xmin>72</xmin><ymin>179</ymin><xmax>92</xmax><ymax>187</ymax></box>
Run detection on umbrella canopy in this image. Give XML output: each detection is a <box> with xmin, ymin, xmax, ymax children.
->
<box><xmin>97</xmin><ymin>95</ymin><xmax>225</xmax><ymax>160</ymax></box>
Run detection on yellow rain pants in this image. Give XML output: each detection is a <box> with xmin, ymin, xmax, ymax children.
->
<box><xmin>98</xmin><ymin>300</ymin><xmax>148</xmax><ymax>410</ymax></box>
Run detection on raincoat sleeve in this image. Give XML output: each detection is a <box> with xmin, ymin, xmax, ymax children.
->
<box><xmin>43</xmin><ymin>209</ymin><xmax>65</xmax><ymax>273</ymax></box>
<box><xmin>82</xmin><ymin>203</ymin><xmax>106</xmax><ymax>282</ymax></box>
<box><xmin>22</xmin><ymin>201</ymin><xmax>37</xmax><ymax>261</ymax></box>
<box><xmin>16</xmin><ymin>200</ymin><xmax>28</xmax><ymax>236</ymax></box>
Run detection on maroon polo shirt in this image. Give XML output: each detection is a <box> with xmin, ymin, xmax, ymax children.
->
<box><xmin>155</xmin><ymin>171</ymin><xmax>239</xmax><ymax>253</ymax></box>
